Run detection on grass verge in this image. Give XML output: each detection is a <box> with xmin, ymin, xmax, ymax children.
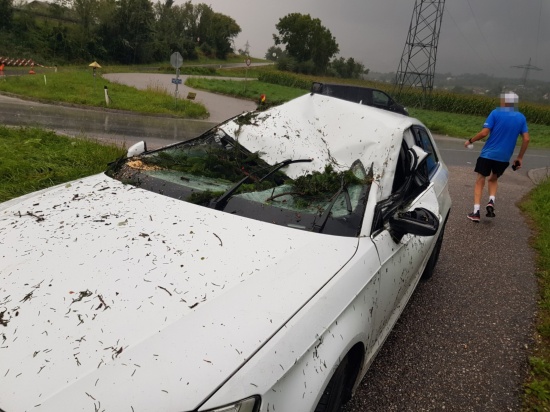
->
<box><xmin>185</xmin><ymin>76</ymin><xmax>306</xmax><ymax>104</ymax></box>
<box><xmin>0</xmin><ymin>126</ymin><xmax>125</xmax><ymax>202</ymax></box>
<box><xmin>0</xmin><ymin>67</ymin><xmax>208</xmax><ymax>119</ymax></box>
<box><xmin>521</xmin><ymin>179</ymin><xmax>550</xmax><ymax>411</ymax></box>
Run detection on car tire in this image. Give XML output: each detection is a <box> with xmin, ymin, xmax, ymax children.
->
<box><xmin>314</xmin><ymin>356</ymin><xmax>350</xmax><ymax>412</ymax></box>
<box><xmin>421</xmin><ymin>218</ymin><xmax>447</xmax><ymax>280</ymax></box>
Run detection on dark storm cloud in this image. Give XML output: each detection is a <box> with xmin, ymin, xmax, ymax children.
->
<box><xmin>184</xmin><ymin>0</ymin><xmax>549</xmax><ymax>81</ymax></box>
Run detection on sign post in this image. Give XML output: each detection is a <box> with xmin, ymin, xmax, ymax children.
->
<box><xmin>245</xmin><ymin>57</ymin><xmax>251</xmax><ymax>92</ymax></box>
<box><xmin>170</xmin><ymin>52</ymin><xmax>183</xmax><ymax>107</ymax></box>
<box><xmin>88</xmin><ymin>61</ymin><xmax>102</xmax><ymax>91</ymax></box>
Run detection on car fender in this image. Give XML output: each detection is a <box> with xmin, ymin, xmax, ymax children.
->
<box><xmin>200</xmin><ymin>238</ymin><xmax>382</xmax><ymax>412</ymax></box>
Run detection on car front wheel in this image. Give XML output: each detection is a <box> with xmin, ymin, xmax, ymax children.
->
<box><xmin>314</xmin><ymin>356</ymin><xmax>350</xmax><ymax>412</ymax></box>
<box><xmin>421</xmin><ymin>217</ymin><xmax>447</xmax><ymax>280</ymax></box>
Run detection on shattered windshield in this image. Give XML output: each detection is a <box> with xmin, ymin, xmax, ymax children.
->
<box><xmin>106</xmin><ymin>129</ymin><xmax>372</xmax><ymax>237</ymax></box>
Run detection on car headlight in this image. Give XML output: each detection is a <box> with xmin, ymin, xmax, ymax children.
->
<box><xmin>203</xmin><ymin>396</ymin><xmax>260</xmax><ymax>412</ymax></box>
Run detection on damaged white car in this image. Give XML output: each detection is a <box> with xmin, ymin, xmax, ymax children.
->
<box><xmin>0</xmin><ymin>90</ymin><xmax>451</xmax><ymax>412</ymax></box>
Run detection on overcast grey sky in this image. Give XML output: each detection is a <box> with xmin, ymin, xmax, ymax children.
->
<box><xmin>183</xmin><ymin>0</ymin><xmax>549</xmax><ymax>82</ymax></box>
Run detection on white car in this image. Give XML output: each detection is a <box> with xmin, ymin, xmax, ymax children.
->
<box><xmin>0</xmin><ymin>91</ymin><xmax>451</xmax><ymax>412</ymax></box>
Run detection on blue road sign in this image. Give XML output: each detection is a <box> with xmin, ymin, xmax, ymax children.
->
<box><xmin>171</xmin><ymin>78</ymin><xmax>182</xmax><ymax>85</ymax></box>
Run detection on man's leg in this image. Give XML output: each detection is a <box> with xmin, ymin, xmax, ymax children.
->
<box><xmin>487</xmin><ymin>172</ymin><xmax>498</xmax><ymax>197</ymax></box>
<box><xmin>474</xmin><ymin>173</ymin><xmax>486</xmax><ymax>205</ymax></box>
<box><xmin>468</xmin><ymin>173</ymin><xmax>486</xmax><ymax>222</ymax></box>
<box><xmin>486</xmin><ymin>172</ymin><xmax>498</xmax><ymax>217</ymax></box>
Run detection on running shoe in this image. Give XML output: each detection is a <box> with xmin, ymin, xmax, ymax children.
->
<box><xmin>486</xmin><ymin>199</ymin><xmax>495</xmax><ymax>218</ymax></box>
<box><xmin>467</xmin><ymin>211</ymin><xmax>480</xmax><ymax>222</ymax></box>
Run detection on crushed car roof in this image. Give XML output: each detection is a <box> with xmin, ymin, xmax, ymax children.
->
<box><xmin>220</xmin><ymin>93</ymin><xmax>420</xmax><ymax>198</ymax></box>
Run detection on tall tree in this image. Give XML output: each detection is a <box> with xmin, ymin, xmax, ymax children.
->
<box><xmin>71</xmin><ymin>0</ymin><xmax>98</xmax><ymax>33</ymax></box>
<box><xmin>273</xmin><ymin>13</ymin><xmax>338</xmax><ymax>74</ymax></box>
<box><xmin>194</xmin><ymin>3</ymin><xmax>240</xmax><ymax>59</ymax></box>
<box><xmin>0</xmin><ymin>0</ymin><xmax>14</xmax><ymax>30</ymax></box>
<box><xmin>210</xmin><ymin>12</ymin><xmax>239</xmax><ymax>59</ymax></box>
<box><xmin>264</xmin><ymin>45</ymin><xmax>286</xmax><ymax>61</ymax></box>
<box><xmin>330</xmin><ymin>56</ymin><xmax>368</xmax><ymax>79</ymax></box>
<box><xmin>113</xmin><ymin>0</ymin><xmax>155</xmax><ymax>63</ymax></box>
<box><xmin>152</xmin><ymin>0</ymin><xmax>198</xmax><ymax>61</ymax></box>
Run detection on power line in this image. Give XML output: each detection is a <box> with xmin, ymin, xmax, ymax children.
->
<box><xmin>464</xmin><ymin>0</ymin><xmax>504</xmax><ymax>69</ymax></box>
<box><xmin>535</xmin><ymin>0</ymin><xmax>543</xmax><ymax>66</ymax></box>
<box><xmin>511</xmin><ymin>57</ymin><xmax>542</xmax><ymax>86</ymax></box>
<box><xmin>444</xmin><ymin>5</ymin><xmax>501</xmax><ymax>75</ymax></box>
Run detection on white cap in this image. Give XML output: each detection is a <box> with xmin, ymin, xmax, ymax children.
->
<box><xmin>502</xmin><ymin>92</ymin><xmax>519</xmax><ymax>104</ymax></box>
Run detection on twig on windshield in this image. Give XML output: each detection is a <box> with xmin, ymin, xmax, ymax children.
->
<box><xmin>265</xmin><ymin>191</ymin><xmax>303</xmax><ymax>202</ymax></box>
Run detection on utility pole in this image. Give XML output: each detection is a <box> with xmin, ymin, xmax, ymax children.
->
<box><xmin>512</xmin><ymin>57</ymin><xmax>542</xmax><ymax>86</ymax></box>
<box><xmin>395</xmin><ymin>0</ymin><xmax>445</xmax><ymax>105</ymax></box>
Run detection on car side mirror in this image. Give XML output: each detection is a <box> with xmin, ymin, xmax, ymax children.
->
<box><xmin>407</xmin><ymin>145</ymin><xmax>428</xmax><ymax>173</ymax></box>
<box><xmin>127</xmin><ymin>141</ymin><xmax>147</xmax><ymax>158</ymax></box>
<box><xmin>389</xmin><ymin>207</ymin><xmax>439</xmax><ymax>242</ymax></box>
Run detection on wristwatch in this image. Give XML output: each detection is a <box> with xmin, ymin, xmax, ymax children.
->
<box><xmin>468</xmin><ymin>138</ymin><xmax>473</xmax><ymax>144</ymax></box>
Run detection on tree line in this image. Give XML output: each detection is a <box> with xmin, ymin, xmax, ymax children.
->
<box><xmin>0</xmin><ymin>0</ymin><xmax>367</xmax><ymax>79</ymax></box>
<box><xmin>0</xmin><ymin>0</ymin><xmax>240</xmax><ymax>64</ymax></box>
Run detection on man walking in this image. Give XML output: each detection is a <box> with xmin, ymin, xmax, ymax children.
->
<box><xmin>465</xmin><ymin>92</ymin><xmax>530</xmax><ymax>222</ymax></box>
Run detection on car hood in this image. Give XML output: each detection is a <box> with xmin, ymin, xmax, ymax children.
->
<box><xmin>0</xmin><ymin>174</ymin><xmax>358</xmax><ymax>412</ymax></box>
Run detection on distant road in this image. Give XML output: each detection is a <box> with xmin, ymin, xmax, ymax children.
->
<box><xmin>103</xmin><ymin>73</ymin><xmax>257</xmax><ymax>123</ymax></box>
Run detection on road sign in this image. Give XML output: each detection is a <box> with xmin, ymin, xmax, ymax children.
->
<box><xmin>171</xmin><ymin>78</ymin><xmax>182</xmax><ymax>85</ymax></box>
<box><xmin>246</xmin><ymin>58</ymin><xmax>251</xmax><ymax>67</ymax></box>
<box><xmin>170</xmin><ymin>52</ymin><xmax>183</xmax><ymax>69</ymax></box>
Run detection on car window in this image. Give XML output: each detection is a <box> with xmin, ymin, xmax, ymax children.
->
<box><xmin>372</xmin><ymin>138</ymin><xmax>430</xmax><ymax>234</ymax></box>
<box><xmin>412</xmin><ymin>126</ymin><xmax>439</xmax><ymax>177</ymax></box>
<box><xmin>372</xmin><ymin>90</ymin><xmax>391</xmax><ymax>107</ymax></box>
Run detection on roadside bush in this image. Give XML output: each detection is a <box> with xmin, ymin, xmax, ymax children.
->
<box><xmin>276</xmin><ymin>56</ymin><xmax>297</xmax><ymax>73</ymax></box>
<box><xmin>257</xmin><ymin>70</ymin><xmax>311</xmax><ymax>90</ymax></box>
<box><xmin>296</xmin><ymin>60</ymin><xmax>316</xmax><ymax>75</ymax></box>
<box><xmin>179</xmin><ymin>66</ymin><xmax>217</xmax><ymax>75</ymax></box>
<box><xmin>199</xmin><ymin>43</ymin><xmax>215</xmax><ymax>58</ymax></box>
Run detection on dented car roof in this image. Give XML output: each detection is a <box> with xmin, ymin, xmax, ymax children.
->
<box><xmin>219</xmin><ymin>93</ymin><xmax>419</xmax><ymax>199</ymax></box>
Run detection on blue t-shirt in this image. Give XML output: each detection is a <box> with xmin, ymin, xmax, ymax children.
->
<box><xmin>480</xmin><ymin>107</ymin><xmax>528</xmax><ymax>162</ymax></box>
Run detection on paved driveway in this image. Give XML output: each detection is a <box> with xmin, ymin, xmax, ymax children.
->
<box><xmin>103</xmin><ymin>73</ymin><xmax>257</xmax><ymax>123</ymax></box>
<box><xmin>344</xmin><ymin>165</ymin><xmax>537</xmax><ymax>411</ymax></box>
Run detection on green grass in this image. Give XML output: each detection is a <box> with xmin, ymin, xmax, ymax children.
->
<box><xmin>0</xmin><ymin>67</ymin><xmax>208</xmax><ymax>118</ymax></box>
<box><xmin>520</xmin><ymin>179</ymin><xmax>550</xmax><ymax>411</ymax></box>
<box><xmin>185</xmin><ymin>77</ymin><xmax>306</xmax><ymax>104</ymax></box>
<box><xmin>0</xmin><ymin>126</ymin><xmax>125</xmax><ymax>202</ymax></box>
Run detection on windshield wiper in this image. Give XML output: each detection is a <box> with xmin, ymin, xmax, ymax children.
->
<box><xmin>311</xmin><ymin>177</ymin><xmax>352</xmax><ymax>233</ymax></box>
<box><xmin>210</xmin><ymin>158</ymin><xmax>313</xmax><ymax>211</ymax></box>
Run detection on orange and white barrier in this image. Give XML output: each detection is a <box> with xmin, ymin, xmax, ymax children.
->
<box><xmin>0</xmin><ymin>57</ymin><xmax>56</xmax><ymax>68</ymax></box>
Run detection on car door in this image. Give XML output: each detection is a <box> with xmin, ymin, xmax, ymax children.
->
<box><xmin>370</xmin><ymin>134</ymin><xmax>441</xmax><ymax>342</ymax></box>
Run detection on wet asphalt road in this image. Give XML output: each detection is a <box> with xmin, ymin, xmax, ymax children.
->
<box><xmin>1</xmin><ymin>87</ymin><xmax>549</xmax><ymax>411</ymax></box>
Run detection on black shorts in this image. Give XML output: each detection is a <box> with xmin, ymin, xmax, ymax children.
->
<box><xmin>474</xmin><ymin>157</ymin><xmax>509</xmax><ymax>177</ymax></box>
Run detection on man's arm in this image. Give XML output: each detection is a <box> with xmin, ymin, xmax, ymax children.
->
<box><xmin>514</xmin><ymin>132</ymin><xmax>530</xmax><ymax>169</ymax></box>
<box><xmin>464</xmin><ymin>128</ymin><xmax>490</xmax><ymax>147</ymax></box>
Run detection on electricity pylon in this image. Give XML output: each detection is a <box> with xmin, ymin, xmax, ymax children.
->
<box><xmin>511</xmin><ymin>57</ymin><xmax>542</xmax><ymax>86</ymax></box>
<box><xmin>394</xmin><ymin>0</ymin><xmax>445</xmax><ymax>105</ymax></box>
